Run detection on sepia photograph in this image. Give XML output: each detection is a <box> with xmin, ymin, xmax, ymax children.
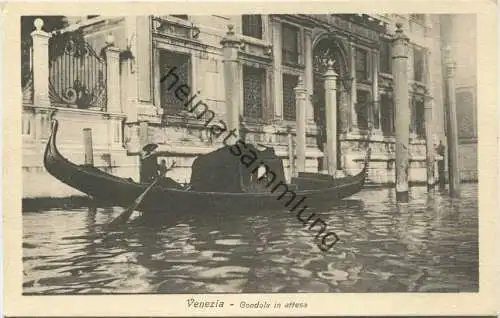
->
<box><xmin>3</xmin><ymin>1</ymin><xmax>498</xmax><ymax>317</ymax></box>
<box><xmin>20</xmin><ymin>12</ymin><xmax>481</xmax><ymax>294</ymax></box>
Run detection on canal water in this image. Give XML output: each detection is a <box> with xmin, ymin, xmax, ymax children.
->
<box><xmin>23</xmin><ymin>184</ymin><xmax>478</xmax><ymax>294</ymax></box>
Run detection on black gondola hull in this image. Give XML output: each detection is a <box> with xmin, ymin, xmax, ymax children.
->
<box><xmin>43</xmin><ymin>120</ymin><xmax>370</xmax><ymax>215</ymax></box>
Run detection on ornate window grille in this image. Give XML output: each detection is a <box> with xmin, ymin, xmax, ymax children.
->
<box><xmin>242</xmin><ymin>15</ymin><xmax>263</xmax><ymax>39</ymax></box>
<box><xmin>355</xmin><ymin>48</ymin><xmax>369</xmax><ymax>81</ymax></box>
<box><xmin>282</xmin><ymin>23</ymin><xmax>299</xmax><ymax>64</ymax></box>
<box><xmin>159</xmin><ymin>50</ymin><xmax>191</xmax><ymax>115</ymax></box>
<box><xmin>282</xmin><ymin>74</ymin><xmax>298</xmax><ymax>121</ymax></box>
<box><xmin>379</xmin><ymin>40</ymin><xmax>392</xmax><ymax>74</ymax></box>
<box><xmin>412</xmin><ymin>96</ymin><xmax>426</xmax><ymax>137</ymax></box>
<box><xmin>413</xmin><ymin>46</ymin><xmax>425</xmax><ymax>82</ymax></box>
<box><xmin>355</xmin><ymin>89</ymin><xmax>371</xmax><ymax>130</ymax></box>
<box><xmin>243</xmin><ymin>65</ymin><xmax>265</xmax><ymax>120</ymax></box>
<box><xmin>380</xmin><ymin>93</ymin><xmax>395</xmax><ymax>135</ymax></box>
<box><xmin>456</xmin><ymin>90</ymin><xmax>476</xmax><ymax>139</ymax></box>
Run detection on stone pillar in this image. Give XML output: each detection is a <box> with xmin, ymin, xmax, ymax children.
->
<box><xmin>392</xmin><ymin>23</ymin><xmax>410</xmax><ymax>203</ymax></box>
<box><xmin>105</xmin><ymin>35</ymin><xmax>122</xmax><ymax>113</ymax></box>
<box><xmin>349</xmin><ymin>42</ymin><xmax>358</xmax><ymax>129</ymax></box>
<box><xmin>304</xmin><ymin>30</ymin><xmax>315</xmax><ymax>124</ymax></box>
<box><xmin>324</xmin><ymin>60</ymin><xmax>338</xmax><ymax>175</ymax></box>
<box><xmin>444</xmin><ymin>46</ymin><xmax>461</xmax><ymax>197</ymax></box>
<box><xmin>372</xmin><ymin>50</ymin><xmax>380</xmax><ymax>131</ymax></box>
<box><xmin>221</xmin><ymin>25</ymin><xmax>241</xmax><ymax>139</ymax></box>
<box><xmin>31</xmin><ymin>18</ymin><xmax>51</xmax><ymax>108</ymax></box>
<box><xmin>272</xmin><ymin>20</ymin><xmax>283</xmax><ymax>120</ymax></box>
<box><xmin>287</xmin><ymin>126</ymin><xmax>296</xmax><ymax>178</ymax></box>
<box><xmin>294</xmin><ymin>77</ymin><xmax>307</xmax><ymax>173</ymax></box>
<box><xmin>83</xmin><ymin>128</ymin><xmax>94</xmax><ymax>166</ymax></box>
<box><xmin>424</xmin><ymin>95</ymin><xmax>435</xmax><ymax>191</ymax></box>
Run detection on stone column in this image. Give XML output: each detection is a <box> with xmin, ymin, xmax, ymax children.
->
<box><xmin>392</xmin><ymin>23</ymin><xmax>410</xmax><ymax>203</ymax></box>
<box><xmin>324</xmin><ymin>60</ymin><xmax>338</xmax><ymax>175</ymax></box>
<box><xmin>221</xmin><ymin>25</ymin><xmax>241</xmax><ymax>139</ymax></box>
<box><xmin>31</xmin><ymin>18</ymin><xmax>51</xmax><ymax>108</ymax></box>
<box><xmin>424</xmin><ymin>95</ymin><xmax>435</xmax><ymax>191</ymax></box>
<box><xmin>444</xmin><ymin>46</ymin><xmax>461</xmax><ymax>197</ymax></box>
<box><xmin>349</xmin><ymin>42</ymin><xmax>358</xmax><ymax>129</ymax></box>
<box><xmin>372</xmin><ymin>50</ymin><xmax>380</xmax><ymax>131</ymax></box>
<box><xmin>294</xmin><ymin>77</ymin><xmax>307</xmax><ymax>173</ymax></box>
<box><xmin>105</xmin><ymin>35</ymin><xmax>122</xmax><ymax>113</ymax></box>
<box><xmin>272</xmin><ymin>20</ymin><xmax>283</xmax><ymax>120</ymax></box>
<box><xmin>304</xmin><ymin>30</ymin><xmax>315</xmax><ymax>124</ymax></box>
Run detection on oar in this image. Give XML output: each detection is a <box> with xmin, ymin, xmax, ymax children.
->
<box><xmin>106</xmin><ymin>161</ymin><xmax>176</xmax><ymax>229</ymax></box>
<box><xmin>106</xmin><ymin>176</ymin><xmax>161</xmax><ymax>229</ymax></box>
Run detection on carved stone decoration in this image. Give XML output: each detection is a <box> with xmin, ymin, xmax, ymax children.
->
<box><xmin>191</xmin><ymin>25</ymin><xmax>200</xmax><ymax>39</ymax></box>
<box><xmin>313</xmin><ymin>47</ymin><xmax>342</xmax><ymax>75</ymax></box>
<box><xmin>264</xmin><ymin>45</ymin><xmax>272</xmax><ymax>56</ymax></box>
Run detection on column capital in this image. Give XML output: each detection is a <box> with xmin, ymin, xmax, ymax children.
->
<box><xmin>105</xmin><ymin>44</ymin><xmax>121</xmax><ymax>55</ymax></box>
<box><xmin>391</xmin><ymin>23</ymin><xmax>409</xmax><ymax>58</ymax></box>
<box><xmin>323</xmin><ymin>59</ymin><xmax>338</xmax><ymax>79</ymax></box>
<box><xmin>294</xmin><ymin>76</ymin><xmax>307</xmax><ymax>93</ymax></box>
<box><xmin>30</xmin><ymin>18</ymin><xmax>52</xmax><ymax>39</ymax></box>
<box><xmin>220</xmin><ymin>24</ymin><xmax>241</xmax><ymax>48</ymax></box>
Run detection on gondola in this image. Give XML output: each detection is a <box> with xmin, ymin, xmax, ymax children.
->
<box><xmin>44</xmin><ymin>119</ymin><xmax>370</xmax><ymax>215</ymax></box>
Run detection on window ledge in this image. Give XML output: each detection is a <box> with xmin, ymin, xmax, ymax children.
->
<box><xmin>162</xmin><ymin>114</ymin><xmax>215</xmax><ymax>128</ymax></box>
<box><xmin>282</xmin><ymin>61</ymin><xmax>305</xmax><ymax>69</ymax></box>
<box><xmin>240</xmin><ymin>35</ymin><xmax>271</xmax><ymax>49</ymax></box>
<box><xmin>241</xmin><ymin>117</ymin><xmax>267</xmax><ymax>126</ymax></box>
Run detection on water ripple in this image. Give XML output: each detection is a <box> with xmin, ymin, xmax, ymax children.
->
<box><xmin>23</xmin><ymin>184</ymin><xmax>478</xmax><ymax>294</ymax></box>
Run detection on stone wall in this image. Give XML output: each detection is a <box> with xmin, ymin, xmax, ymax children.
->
<box><xmin>459</xmin><ymin>142</ymin><xmax>478</xmax><ymax>182</ymax></box>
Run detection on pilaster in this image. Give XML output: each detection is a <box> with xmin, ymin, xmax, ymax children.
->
<box><xmin>221</xmin><ymin>25</ymin><xmax>241</xmax><ymax>139</ymax></box>
<box><xmin>324</xmin><ymin>60</ymin><xmax>338</xmax><ymax>175</ymax></box>
<box><xmin>392</xmin><ymin>22</ymin><xmax>410</xmax><ymax>203</ymax></box>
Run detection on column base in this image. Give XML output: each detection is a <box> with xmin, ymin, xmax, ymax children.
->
<box><xmin>396</xmin><ymin>190</ymin><xmax>409</xmax><ymax>203</ymax></box>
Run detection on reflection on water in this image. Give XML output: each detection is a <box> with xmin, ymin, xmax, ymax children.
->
<box><xmin>23</xmin><ymin>184</ymin><xmax>478</xmax><ymax>294</ymax></box>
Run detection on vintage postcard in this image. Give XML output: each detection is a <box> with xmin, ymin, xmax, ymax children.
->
<box><xmin>2</xmin><ymin>0</ymin><xmax>499</xmax><ymax>317</ymax></box>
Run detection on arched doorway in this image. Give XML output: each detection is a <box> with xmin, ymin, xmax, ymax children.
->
<box><xmin>312</xmin><ymin>37</ymin><xmax>350</xmax><ymax>171</ymax></box>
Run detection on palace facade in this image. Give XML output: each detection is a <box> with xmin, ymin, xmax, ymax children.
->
<box><xmin>21</xmin><ymin>14</ymin><xmax>477</xmax><ymax>198</ymax></box>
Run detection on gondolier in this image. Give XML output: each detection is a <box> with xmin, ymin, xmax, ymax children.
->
<box><xmin>140</xmin><ymin>143</ymin><xmax>159</xmax><ymax>183</ymax></box>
